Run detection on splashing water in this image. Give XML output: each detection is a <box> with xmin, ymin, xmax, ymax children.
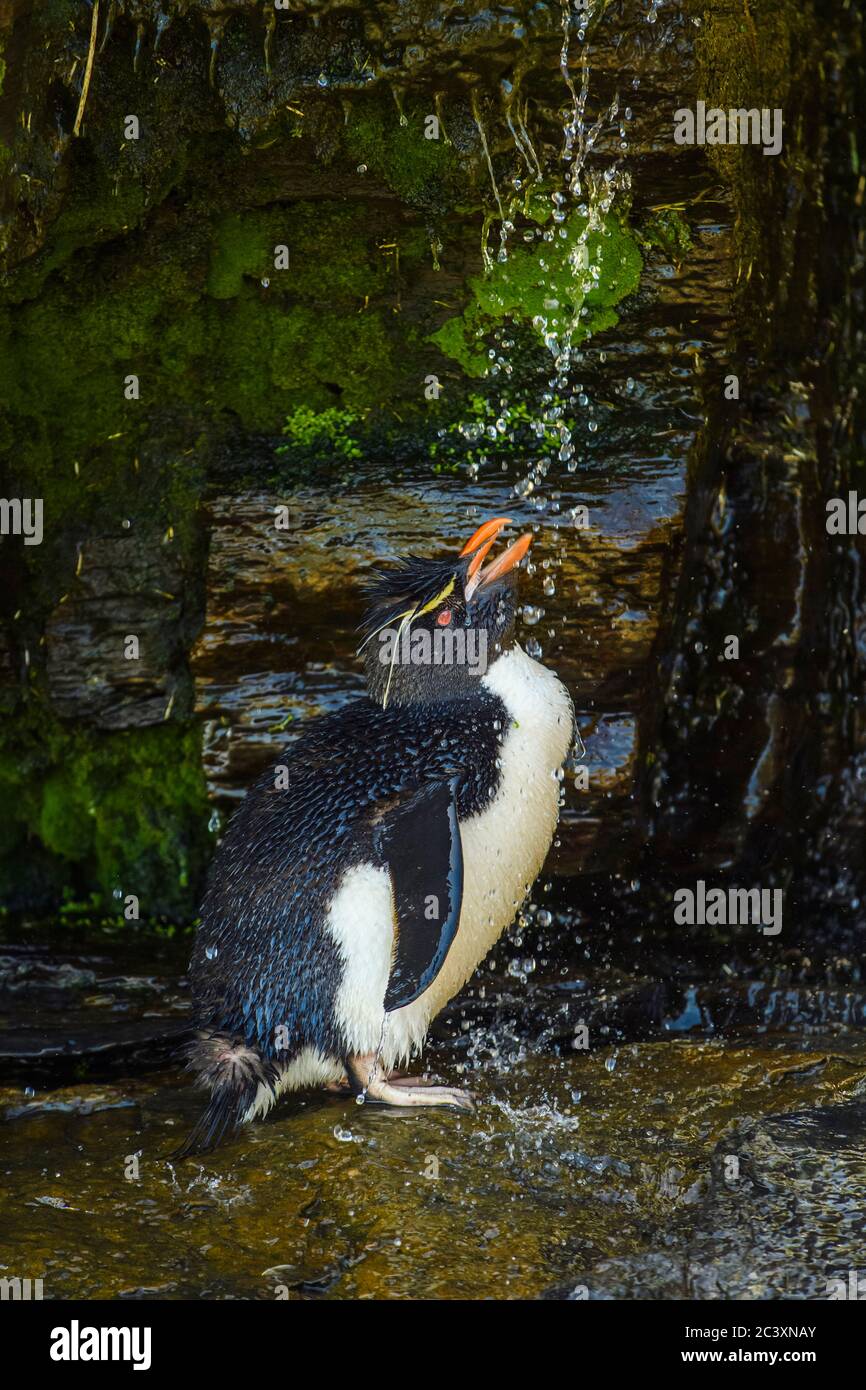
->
<box><xmin>433</xmin><ymin>2</ymin><xmax>663</xmax><ymax>1023</ymax></box>
<box><xmin>448</xmin><ymin>0</ymin><xmax>637</xmax><ymax>665</ymax></box>
<box><xmin>355</xmin><ymin>1012</ymin><xmax>389</xmax><ymax>1104</ymax></box>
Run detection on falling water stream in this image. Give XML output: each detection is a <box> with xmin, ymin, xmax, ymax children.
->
<box><xmin>448</xmin><ymin>2</ymin><xmax>649</xmax><ymax>938</ymax></box>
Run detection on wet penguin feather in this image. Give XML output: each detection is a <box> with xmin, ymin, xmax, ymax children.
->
<box><xmin>173</xmin><ymin>1033</ymin><xmax>278</xmax><ymax>1159</ymax></box>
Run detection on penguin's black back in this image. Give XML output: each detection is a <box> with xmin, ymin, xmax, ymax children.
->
<box><xmin>191</xmin><ymin>692</ymin><xmax>507</xmax><ymax>1063</ymax></box>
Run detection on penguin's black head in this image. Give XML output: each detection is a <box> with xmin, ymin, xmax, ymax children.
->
<box><xmin>359</xmin><ymin>517</ymin><xmax>532</xmax><ymax>707</ymax></box>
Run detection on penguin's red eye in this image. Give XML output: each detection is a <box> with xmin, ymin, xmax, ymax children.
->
<box><xmin>436</xmin><ymin>608</ymin><xmax>452</xmax><ymax>627</ymax></box>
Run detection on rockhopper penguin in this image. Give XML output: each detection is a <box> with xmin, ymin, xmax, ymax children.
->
<box><xmin>176</xmin><ymin>517</ymin><xmax>574</xmax><ymax>1157</ymax></box>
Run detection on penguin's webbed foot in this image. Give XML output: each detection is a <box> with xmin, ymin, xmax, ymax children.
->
<box><xmin>346</xmin><ymin>1055</ymin><xmax>475</xmax><ymax>1112</ymax></box>
<box><xmin>324</xmin><ymin>1068</ymin><xmax>440</xmax><ymax>1094</ymax></box>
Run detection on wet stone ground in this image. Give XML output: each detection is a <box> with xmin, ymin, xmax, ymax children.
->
<box><xmin>1</xmin><ymin>923</ymin><xmax>864</xmax><ymax>1301</ymax></box>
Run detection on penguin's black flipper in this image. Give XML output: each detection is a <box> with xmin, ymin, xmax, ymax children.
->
<box><xmin>374</xmin><ymin>776</ymin><xmax>463</xmax><ymax>1011</ymax></box>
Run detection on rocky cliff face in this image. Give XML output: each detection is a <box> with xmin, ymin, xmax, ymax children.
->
<box><xmin>0</xmin><ymin>1</ymin><xmax>863</xmax><ymax>952</ymax></box>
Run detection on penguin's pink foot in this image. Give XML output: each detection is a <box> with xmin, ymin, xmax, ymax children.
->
<box><xmin>324</xmin><ymin>1067</ymin><xmax>412</xmax><ymax>1095</ymax></box>
<box><xmin>386</xmin><ymin>1072</ymin><xmax>467</xmax><ymax>1091</ymax></box>
<box><xmin>346</xmin><ymin>1055</ymin><xmax>475</xmax><ymax>1111</ymax></box>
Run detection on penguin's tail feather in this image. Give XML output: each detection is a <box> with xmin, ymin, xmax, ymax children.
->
<box><xmin>171</xmin><ymin>1032</ymin><xmax>279</xmax><ymax>1160</ymax></box>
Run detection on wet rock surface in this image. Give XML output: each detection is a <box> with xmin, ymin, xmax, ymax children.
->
<box><xmin>548</xmin><ymin>1097</ymin><xmax>866</xmax><ymax>1300</ymax></box>
<box><xmin>44</xmin><ymin>529</ymin><xmax>193</xmax><ymax>729</ymax></box>
<box><xmin>0</xmin><ymin>933</ymin><xmax>191</xmax><ymax>1082</ymax></box>
<box><xmin>2</xmin><ymin>921</ymin><xmax>865</xmax><ymax>1300</ymax></box>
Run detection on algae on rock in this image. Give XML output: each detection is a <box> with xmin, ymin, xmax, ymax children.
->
<box><xmin>430</xmin><ymin>211</ymin><xmax>643</xmax><ymax>376</ymax></box>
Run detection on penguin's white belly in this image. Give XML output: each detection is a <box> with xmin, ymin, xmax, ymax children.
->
<box><xmin>385</xmin><ymin>644</ymin><xmax>573</xmax><ymax>1066</ymax></box>
<box><xmin>271</xmin><ymin>644</ymin><xmax>573</xmax><ymax>1102</ymax></box>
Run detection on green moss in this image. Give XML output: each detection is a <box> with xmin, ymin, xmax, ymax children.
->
<box><xmin>429</xmin><ymin>212</ymin><xmax>643</xmax><ymax>375</ymax></box>
<box><xmin>0</xmin><ymin>700</ymin><xmax>211</xmax><ymax>918</ymax></box>
<box><xmin>270</xmin><ymin>303</ymin><xmax>398</xmax><ymax>413</ymax></box>
<box><xmin>5</xmin><ymin>168</ymin><xmax>152</xmax><ymax>306</ymax></box>
<box><xmin>279</xmin><ymin>406</ymin><xmax>363</xmax><ymax>459</ymax></box>
<box><xmin>208</xmin><ymin>211</ymin><xmax>284</xmax><ymax>299</ymax></box>
<box><xmin>39</xmin><ymin>771</ymin><xmax>93</xmax><ymax>861</ymax></box>
<box><xmin>0</xmin><ymin>192</ymin><xmax>425</xmax><ymax>514</ymax></box>
<box><xmin>638</xmin><ymin>207</ymin><xmax>693</xmax><ymax>262</ymax></box>
<box><xmin>207</xmin><ymin>202</ymin><xmax>421</xmax><ymax>305</ymax></box>
<box><xmin>344</xmin><ymin>97</ymin><xmax>464</xmax><ymax>211</ymax></box>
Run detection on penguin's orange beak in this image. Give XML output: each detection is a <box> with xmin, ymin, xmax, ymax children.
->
<box><xmin>460</xmin><ymin>517</ymin><xmax>533</xmax><ymax>600</ymax></box>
